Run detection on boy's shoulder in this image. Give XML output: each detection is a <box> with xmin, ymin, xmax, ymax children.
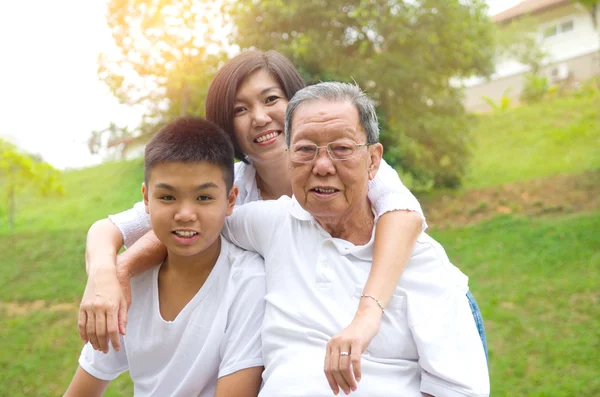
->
<box><xmin>222</xmin><ymin>236</ymin><xmax>265</xmax><ymax>278</ymax></box>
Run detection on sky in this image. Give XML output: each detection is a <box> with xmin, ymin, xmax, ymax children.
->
<box><xmin>0</xmin><ymin>0</ymin><xmax>524</xmax><ymax>170</ymax></box>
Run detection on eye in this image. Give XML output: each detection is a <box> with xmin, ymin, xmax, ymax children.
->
<box><xmin>197</xmin><ymin>195</ymin><xmax>212</xmax><ymax>202</ymax></box>
<box><xmin>233</xmin><ymin>106</ymin><xmax>247</xmax><ymax>115</ymax></box>
<box><xmin>265</xmin><ymin>95</ymin><xmax>280</xmax><ymax>104</ymax></box>
<box><xmin>331</xmin><ymin>144</ymin><xmax>353</xmax><ymax>153</ymax></box>
<box><xmin>159</xmin><ymin>195</ymin><xmax>175</xmax><ymax>201</ymax></box>
<box><xmin>294</xmin><ymin>145</ymin><xmax>316</xmax><ymax>153</ymax></box>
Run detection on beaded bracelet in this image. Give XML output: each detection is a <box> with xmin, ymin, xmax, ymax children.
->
<box><xmin>360</xmin><ymin>293</ymin><xmax>385</xmax><ymax>313</ymax></box>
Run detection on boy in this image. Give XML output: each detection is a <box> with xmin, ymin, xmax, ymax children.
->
<box><xmin>64</xmin><ymin>117</ymin><xmax>266</xmax><ymax>397</ymax></box>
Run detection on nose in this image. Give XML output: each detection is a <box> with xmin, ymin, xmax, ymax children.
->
<box><xmin>174</xmin><ymin>203</ymin><xmax>198</xmax><ymax>223</ymax></box>
<box><xmin>251</xmin><ymin>105</ymin><xmax>272</xmax><ymax>127</ymax></box>
<box><xmin>312</xmin><ymin>147</ymin><xmax>336</xmax><ymax>176</ymax></box>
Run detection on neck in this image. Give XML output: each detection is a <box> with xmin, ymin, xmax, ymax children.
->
<box><xmin>253</xmin><ymin>157</ymin><xmax>293</xmax><ymax>200</ymax></box>
<box><xmin>162</xmin><ymin>237</ymin><xmax>221</xmax><ymax>279</ymax></box>
<box><xmin>315</xmin><ymin>200</ymin><xmax>374</xmax><ymax>245</ymax></box>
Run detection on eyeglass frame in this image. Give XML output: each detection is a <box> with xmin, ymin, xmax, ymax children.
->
<box><xmin>285</xmin><ymin>141</ymin><xmax>374</xmax><ymax>163</ymax></box>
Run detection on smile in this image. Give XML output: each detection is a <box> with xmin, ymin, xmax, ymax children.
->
<box><xmin>254</xmin><ymin>131</ymin><xmax>281</xmax><ymax>144</ymax></box>
<box><xmin>173</xmin><ymin>230</ymin><xmax>198</xmax><ymax>238</ymax></box>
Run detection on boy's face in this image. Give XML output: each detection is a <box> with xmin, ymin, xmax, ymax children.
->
<box><xmin>142</xmin><ymin>161</ymin><xmax>237</xmax><ymax>260</ymax></box>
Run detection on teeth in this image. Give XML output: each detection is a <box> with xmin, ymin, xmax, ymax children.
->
<box><xmin>255</xmin><ymin>131</ymin><xmax>279</xmax><ymax>143</ymax></box>
<box><xmin>174</xmin><ymin>231</ymin><xmax>198</xmax><ymax>237</ymax></box>
<box><xmin>315</xmin><ymin>188</ymin><xmax>336</xmax><ymax>193</ymax></box>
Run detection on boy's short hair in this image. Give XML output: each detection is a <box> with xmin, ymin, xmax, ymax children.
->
<box><xmin>144</xmin><ymin>117</ymin><xmax>235</xmax><ymax>190</ymax></box>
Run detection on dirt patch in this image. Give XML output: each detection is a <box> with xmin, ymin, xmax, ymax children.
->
<box><xmin>420</xmin><ymin>170</ymin><xmax>600</xmax><ymax>229</ymax></box>
<box><xmin>0</xmin><ymin>300</ymin><xmax>77</xmax><ymax>316</ymax></box>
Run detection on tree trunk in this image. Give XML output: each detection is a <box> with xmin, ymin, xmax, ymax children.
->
<box><xmin>8</xmin><ymin>184</ymin><xmax>15</xmax><ymax>231</ymax></box>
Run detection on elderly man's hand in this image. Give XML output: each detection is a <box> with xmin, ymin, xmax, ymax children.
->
<box><xmin>324</xmin><ymin>306</ymin><xmax>382</xmax><ymax>395</ymax></box>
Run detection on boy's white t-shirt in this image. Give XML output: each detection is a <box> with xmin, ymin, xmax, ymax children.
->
<box><xmin>78</xmin><ymin>236</ymin><xmax>266</xmax><ymax>397</ymax></box>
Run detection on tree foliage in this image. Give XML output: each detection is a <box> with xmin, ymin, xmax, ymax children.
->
<box><xmin>0</xmin><ymin>140</ymin><xmax>64</xmax><ymax>230</ymax></box>
<box><xmin>98</xmin><ymin>0</ymin><xmax>495</xmax><ymax>188</ymax></box>
<box><xmin>225</xmin><ymin>0</ymin><xmax>495</xmax><ymax>187</ymax></box>
<box><xmin>96</xmin><ymin>0</ymin><xmax>229</xmax><ymax>149</ymax></box>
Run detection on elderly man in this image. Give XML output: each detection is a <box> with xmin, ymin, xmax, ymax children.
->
<box><xmin>223</xmin><ymin>82</ymin><xmax>490</xmax><ymax>397</ymax></box>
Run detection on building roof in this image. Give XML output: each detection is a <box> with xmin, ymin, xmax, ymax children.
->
<box><xmin>492</xmin><ymin>0</ymin><xmax>571</xmax><ymax>23</ymax></box>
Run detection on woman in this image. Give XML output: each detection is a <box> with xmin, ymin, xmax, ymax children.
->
<box><xmin>80</xmin><ymin>50</ymin><xmax>485</xmax><ymax>394</ymax></box>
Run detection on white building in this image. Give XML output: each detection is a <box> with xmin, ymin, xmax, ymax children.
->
<box><xmin>463</xmin><ymin>0</ymin><xmax>600</xmax><ymax>112</ymax></box>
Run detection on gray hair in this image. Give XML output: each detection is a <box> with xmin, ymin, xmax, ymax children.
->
<box><xmin>284</xmin><ymin>82</ymin><xmax>380</xmax><ymax>145</ymax></box>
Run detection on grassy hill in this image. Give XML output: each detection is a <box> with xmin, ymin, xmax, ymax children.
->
<box><xmin>1</xmin><ymin>88</ymin><xmax>599</xmax><ymax>396</ymax></box>
<box><xmin>464</xmin><ymin>87</ymin><xmax>600</xmax><ymax>188</ymax></box>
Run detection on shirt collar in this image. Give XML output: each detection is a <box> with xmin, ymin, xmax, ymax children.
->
<box><xmin>289</xmin><ymin>196</ymin><xmax>314</xmax><ymax>221</ymax></box>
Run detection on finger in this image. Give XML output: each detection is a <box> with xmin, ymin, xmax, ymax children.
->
<box><xmin>338</xmin><ymin>346</ymin><xmax>356</xmax><ymax>393</ymax></box>
<box><xmin>118</xmin><ymin>298</ymin><xmax>128</xmax><ymax>336</ymax></box>
<box><xmin>331</xmin><ymin>346</ymin><xmax>351</xmax><ymax>395</ymax></box>
<box><xmin>350</xmin><ymin>344</ymin><xmax>362</xmax><ymax>385</ymax></box>
<box><xmin>86</xmin><ymin>311</ymin><xmax>100</xmax><ymax>351</ymax></box>
<box><xmin>107</xmin><ymin>307</ymin><xmax>120</xmax><ymax>352</ymax></box>
<box><xmin>95</xmin><ymin>310</ymin><xmax>108</xmax><ymax>353</ymax></box>
<box><xmin>78</xmin><ymin>307</ymin><xmax>88</xmax><ymax>342</ymax></box>
<box><xmin>324</xmin><ymin>343</ymin><xmax>340</xmax><ymax>395</ymax></box>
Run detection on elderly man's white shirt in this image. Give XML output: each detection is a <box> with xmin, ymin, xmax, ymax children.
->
<box><xmin>109</xmin><ymin>160</ymin><xmax>426</xmax><ymax>249</ymax></box>
<box><xmin>223</xmin><ymin>197</ymin><xmax>489</xmax><ymax>397</ymax></box>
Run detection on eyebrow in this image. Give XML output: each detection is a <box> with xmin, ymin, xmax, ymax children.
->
<box><xmin>154</xmin><ymin>182</ymin><xmax>220</xmax><ymax>191</ymax></box>
<box><xmin>235</xmin><ymin>86</ymin><xmax>283</xmax><ymax>103</ymax></box>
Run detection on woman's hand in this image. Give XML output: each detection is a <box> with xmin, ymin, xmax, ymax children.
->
<box><xmin>324</xmin><ymin>302</ymin><xmax>383</xmax><ymax>395</ymax></box>
<box><xmin>78</xmin><ymin>264</ymin><xmax>130</xmax><ymax>354</ymax></box>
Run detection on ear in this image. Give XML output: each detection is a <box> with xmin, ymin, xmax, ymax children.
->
<box><xmin>226</xmin><ymin>185</ymin><xmax>239</xmax><ymax>216</ymax></box>
<box><xmin>367</xmin><ymin>143</ymin><xmax>383</xmax><ymax>181</ymax></box>
<box><xmin>142</xmin><ymin>183</ymin><xmax>150</xmax><ymax>214</ymax></box>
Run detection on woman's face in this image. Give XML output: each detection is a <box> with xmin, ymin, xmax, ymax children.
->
<box><xmin>232</xmin><ymin>69</ymin><xmax>289</xmax><ymax>165</ymax></box>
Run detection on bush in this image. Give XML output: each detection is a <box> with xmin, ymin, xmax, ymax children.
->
<box><xmin>520</xmin><ymin>74</ymin><xmax>549</xmax><ymax>103</ymax></box>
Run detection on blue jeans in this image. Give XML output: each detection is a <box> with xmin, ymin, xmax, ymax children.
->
<box><xmin>467</xmin><ymin>291</ymin><xmax>488</xmax><ymax>361</ymax></box>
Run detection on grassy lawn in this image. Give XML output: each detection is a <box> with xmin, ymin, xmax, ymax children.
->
<box><xmin>432</xmin><ymin>211</ymin><xmax>600</xmax><ymax>396</ymax></box>
<box><xmin>1</xmin><ymin>210</ymin><xmax>598</xmax><ymax>395</ymax></box>
<box><xmin>465</xmin><ymin>91</ymin><xmax>600</xmax><ymax>188</ymax></box>
<box><xmin>0</xmin><ymin>159</ymin><xmax>144</xmax><ymax>235</ymax></box>
<box><xmin>0</xmin><ymin>87</ymin><xmax>598</xmax><ymax>395</ymax></box>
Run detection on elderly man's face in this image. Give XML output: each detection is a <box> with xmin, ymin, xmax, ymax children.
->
<box><xmin>289</xmin><ymin>100</ymin><xmax>383</xmax><ymax>220</ymax></box>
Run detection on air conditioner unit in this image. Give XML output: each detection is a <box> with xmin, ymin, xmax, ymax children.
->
<box><xmin>549</xmin><ymin>63</ymin><xmax>570</xmax><ymax>83</ymax></box>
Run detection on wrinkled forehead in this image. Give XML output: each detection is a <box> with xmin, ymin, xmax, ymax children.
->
<box><xmin>291</xmin><ymin>100</ymin><xmax>366</xmax><ymax>143</ymax></box>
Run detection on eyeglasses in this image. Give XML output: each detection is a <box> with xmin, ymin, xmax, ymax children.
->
<box><xmin>286</xmin><ymin>141</ymin><xmax>373</xmax><ymax>163</ymax></box>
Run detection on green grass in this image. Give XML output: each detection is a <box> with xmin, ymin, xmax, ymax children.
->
<box><xmin>431</xmin><ymin>212</ymin><xmax>600</xmax><ymax>396</ymax></box>
<box><xmin>465</xmin><ymin>91</ymin><xmax>600</xmax><ymax>188</ymax></box>
<box><xmin>1</xmin><ymin>209</ymin><xmax>598</xmax><ymax>395</ymax></box>
<box><xmin>0</xmin><ymin>90</ymin><xmax>598</xmax><ymax>395</ymax></box>
<box><xmin>0</xmin><ymin>159</ymin><xmax>144</xmax><ymax>235</ymax></box>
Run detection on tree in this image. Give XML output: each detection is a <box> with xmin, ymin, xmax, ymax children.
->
<box><xmin>94</xmin><ymin>0</ymin><xmax>229</xmax><ymax>150</ymax></box>
<box><xmin>224</xmin><ymin>0</ymin><xmax>495</xmax><ymax>187</ymax></box>
<box><xmin>0</xmin><ymin>140</ymin><xmax>64</xmax><ymax>231</ymax></box>
<box><xmin>574</xmin><ymin>1</ymin><xmax>600</xmax><ymax>74</ymax></box>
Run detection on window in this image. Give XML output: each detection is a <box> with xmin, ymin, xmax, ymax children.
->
<box><xmin>560</xmin><ymin>20</ymin><xmax>574</xmax><ymax>33</ymax></box>
<box><xmin>542</xmin><ymin>20</ymin><xmax>574</xmax><ymax>39</ymax></box>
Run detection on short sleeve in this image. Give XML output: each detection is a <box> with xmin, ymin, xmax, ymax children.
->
<box><xmin>223</xmin><ymin>198</ymin><xmax>289</xmax><ymax>256</ymax></box>
<box><xmin>78</xmin><ymin>341</ymin><xmax>129</xmax><ymax>381</ymax></box>
<box><xmin>218</xmin><ymin>255</ymin><xmax>267</xmax><ymax>378</ymax></box>
<box><xmin>108</xmin><ymin>201</ymin><xmax>152</xmax><ymax>249</ymax></box>
<box><xmin>368</xmin><ymin>159</ymin><xmax>427</xmax><ymax>230</ymax></box>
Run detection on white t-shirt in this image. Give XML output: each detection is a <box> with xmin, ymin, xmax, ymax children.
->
<box><xmin>79</xmin><ymin>237</ymin><xmax>266</xmax><ymax>397</ymax></box>
<box><xmin>109</xmin><ymin>160</ymin><xmax>426</xmax><ymax>249</ymax></box>
<box><xmin>222</xmin><ymin>197</ymin><xmax>490</xmax><ymax>397</ymax></box>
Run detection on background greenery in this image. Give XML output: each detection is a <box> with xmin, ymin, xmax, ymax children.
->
<box><xmin>1</xmin><ymin>85</ymin><xmax>599</xmax><ymax>396</ymax></box>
